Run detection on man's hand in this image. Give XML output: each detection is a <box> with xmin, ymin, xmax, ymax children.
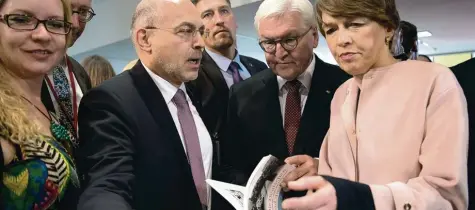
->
<box><xmin>281</xmin><ymin>155</ymin><xmax>319</xmax><ymax>190</ymax></box>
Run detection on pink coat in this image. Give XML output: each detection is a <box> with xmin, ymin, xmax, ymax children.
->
<box><xmin>318</xmin><ymin>60</ymin><xmax>469</xmax><ymax>209</ymax></box>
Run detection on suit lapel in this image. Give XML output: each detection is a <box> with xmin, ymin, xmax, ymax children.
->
<box><xmin>201</xmin><ymin>51</ymin><xmax>229</xmax><ymax>92</ymax></box>
<box><xmin>67</xmin><ymin>56</ymin><xmax>88</xmax><ymax>93</ymax></box>
<box><xmin>129</xmin><ymin>61</ymin><xmax>191</xmax><ymax>173</ymax></box>
<box><xmin>240</xmin><ymin>56</ymin><xmax>259</xmax><ymax>75</ymax></box>
<box><xmin>260</xmin><ymin>74</ymin><xmax>289</xmax><ymax>159</ymax></box>
<box><xmin>293</xmin><ymin>56</ymin><xmax>339</xmax><ymax>155</ymax></box>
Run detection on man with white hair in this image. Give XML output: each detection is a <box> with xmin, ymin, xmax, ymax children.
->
<box><xmin>77</xmin><ymin>0</ymin><xmax>212</xmax><ymax>209</ymax></box>
<box><xmin>221</xmin><ymin>0</ymin><xmax>349</xmax><ymax>198</ymax></box>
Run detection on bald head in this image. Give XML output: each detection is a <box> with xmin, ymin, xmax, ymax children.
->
<box><xmin>130</xmin><ymin>0</ymin><xmax>204</xmax><ymax>86</ymax></box>
<box><xmin>132</xmin><ymin>0</ymin><xmax>199</xmax><ymax>30</ymax></box>
<box><xmin>131</xmin><ymin>0</ymin><xmax>157</xmax><ymax>30</ymax></box>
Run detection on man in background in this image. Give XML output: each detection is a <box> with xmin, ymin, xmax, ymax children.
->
<box><xmin>42</xmin><ymin>0</ymin><xmax>94</xmax><ymax>141</ymax></box>
<box><xmin>187</xmin><ymin>1</ymin><xmax>268</xmax><ymax>208</ymax></box>
<box><xmin>221</xmin><ymin>0</ymin><xmax>349</xmax><ymax>199</ymax></box>
<box><xmin>188</xmin><ymin>0</ymin><xmax>267</xmax><ymax>159</ymax></box>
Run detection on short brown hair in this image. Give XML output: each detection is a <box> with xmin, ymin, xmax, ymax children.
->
<box><xmin>82</xmin><ymin>55</ymin><xmax>116</xmax><ymax>87</ymax></box>
<box><xmin>315</xmin><ymin>0</ymin><xmax>400</xmax><ymax>37</ymax></box>
<box><xmin>191</xmin><ymin>0</ymin><xmax>231</xmax><ymax>6</ymax></box>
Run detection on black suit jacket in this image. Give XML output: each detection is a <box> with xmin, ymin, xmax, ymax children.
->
<box><xmin>451</xmin><ymin>57</ymin><xmax>475</xmax><ymax>209</ymax></box>
<box><xmin>222</xmin><ymin>55</ymin><xmax>350</xmax><ymax>185</ymax></box>
<box><xmin>77</xmin><ymin>61</ymin><xmax>203</xmax><ymax>210</ymax></box>
<box><xmin>186</xmin><ymin>50</ymin><xmax>267</xmax><ymax>147</ymax></box>
<box><xmin>42</xmin><ymin>55</ymin><xmax>92</xmax><ymax>113</ymax></box>
<box><xmin>186</xmin><ymin>51</ymin><xmax>267</xmax><ymax>210</ymax></box>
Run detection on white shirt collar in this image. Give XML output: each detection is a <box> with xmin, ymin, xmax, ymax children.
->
<box><xmin>142</xmin><ymin>61</ymin><xmax>188</xmax><ymax>104</ymax></box>
<box><xmin>205</xmin><ymin>48</ymin><xmax>241</xmax><ymax>72</ymax></box>
<box><xmin>277</xmin><ymin>54</ymin><xmax>316</xmax><ymax>92</ymax></box>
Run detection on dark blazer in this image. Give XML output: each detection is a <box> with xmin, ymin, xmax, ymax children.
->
<box><xmin>42</xmin><ymin>55</ymin><xmax>92</xmax><ymax>113</ymax></box>
<box><xmin>186</xmin><ymin>50</ymin><xmax>267</xmax><ymax>210</ymax></box>
<box><xmin>186</xmin><ymin>50</ymin><xmax>267</xmax><ymax>147</ymax></box>
<box><xmin>77</xmin><ymin>61</ymin><xmax>204</xmax><ymax>210</ymax></box>
<box><xmin>451</xmin><ymin>57</ymin><xmax>475</xmax><ymax>209</ymax></box>
<box><xmin>221</xmin><ymin>55</ymin><xmax>350</xmax><ymax>185</ymax></box>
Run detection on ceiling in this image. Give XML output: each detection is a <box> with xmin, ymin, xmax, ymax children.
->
<box><xmin>232</xmin><ymin>0</ymin><xmax>475</xmax><ymax>55</ymax></box>
<box><xmin>70</xmin><ymin>0</ymin><xmax>475</xmax><ymax>71</ymax></box>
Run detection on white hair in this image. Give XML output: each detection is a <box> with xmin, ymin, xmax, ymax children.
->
<box><xmin>254</xmin><ymin>0</ymin><xmax>317</xmax><ymax>31</ymax></box>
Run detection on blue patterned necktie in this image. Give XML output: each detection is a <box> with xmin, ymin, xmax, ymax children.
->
<box><xmin>52</xmin><ymin>66</ymin><xmax>74</xmax><ymax>134</ymax></box>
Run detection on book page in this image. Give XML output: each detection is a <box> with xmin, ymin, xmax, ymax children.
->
<box><xmin>265</xmin><ymin>164</ymin><xmax>296</xmax><ymax>210</ymax></box>
<box><xmin>206</xmin><ymin>179</ymin><xmax>246</xmax><ymax>210</ymax></box>
<box><xmin>244</xmin><ymin>155</ymin><xmax>283</xmax><ymax>210</ymax></box>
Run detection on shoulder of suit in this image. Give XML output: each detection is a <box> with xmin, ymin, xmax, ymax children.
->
<box><xmin>67</xmin><ymin>56</ymin><xmax>87</xmax><ymax>73</ymax></box>
<box><xmin>451</xmin><ymin>58</ymin><xmax>475</xmax><ymax>75</ymax></box>
<box><xmin>92</xmin><ymin>71</ymin><xmax>134</xmax><ymax>94</ymax></box>
<box><xmin>231</xmin><ymin>68</ymin><xmax>273</xmax><ymax>92</ymax></box>
<box><xmin>240</xmin><ymin>55</ymin><xmax>267</xmax><ymax>66</ymax></box>
<box><xmin>313</xmin><ymin>57</ymin><xmax>351</xmax><ymax>87</ymax></box>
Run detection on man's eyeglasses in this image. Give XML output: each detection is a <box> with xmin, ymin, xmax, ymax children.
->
<box><xmin>259</xmin><ymin>27</ymin><xmax>313</xmax><ymax>53</ymax></box>
<box><xmin>72</xmin><ymin>7</ymin><xmax>95</xmax><ymax>23</ymax></box>
<box><xmin>0</xmin><ymin>14</ymin><xmax>72</xmax><ymax>35</ymax></box>
<box><xmin>145</xmin><ymin>26</ymin><xmax>205</xmax><ymax>41</ymax></box>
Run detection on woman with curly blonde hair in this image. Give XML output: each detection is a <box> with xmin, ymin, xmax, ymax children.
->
<box><xmin>0</xmin><ymin>0</ymin><xmax>81</xmax><ymax>209</ymax></box>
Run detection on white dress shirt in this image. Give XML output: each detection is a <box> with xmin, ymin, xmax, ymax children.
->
<box><xmin>143</xmin><ymin>63</ymin><xmax>213</xmax><ymax>208</ymax></box>
<box><xmin>277</xmin><ymin>54</ymin><xmax>316</xmax><ymax>124</ymax></box>
<box><xmin>206</xmin><ymin>48</ymin><xmax>251</xmax><ymax>88</ymax></box>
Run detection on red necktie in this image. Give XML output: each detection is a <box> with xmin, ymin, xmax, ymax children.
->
<box><xmin>284</xmin><ymin>80</ymin><xmax>302</xmax><ymax>155</ymax></box>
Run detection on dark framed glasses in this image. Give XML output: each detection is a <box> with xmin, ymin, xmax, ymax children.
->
<box><xmin>0</xmin><ymin>14</ymin><xmax>71</xmax><ymax>35</ymax></box>
<box><xmin>259</xmin><ymin>27</ymin><xmax>313</xmax><ymax>53</ymax></box>
<box><xmin>72</xmin><ymin>7</ymin><xmax>95</xmax><ymax>23</ymax></box>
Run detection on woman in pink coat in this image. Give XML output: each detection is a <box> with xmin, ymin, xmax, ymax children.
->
<box><xmin>281</xmin><ymin>0</ymin><xmax>469</xmax><ymax>209</ymax></box>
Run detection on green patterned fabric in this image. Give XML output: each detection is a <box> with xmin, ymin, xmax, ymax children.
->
<box><xmin>1</xmin><ymin>114</ymin><xmax>79</xmax><ymax>210</ymax></box>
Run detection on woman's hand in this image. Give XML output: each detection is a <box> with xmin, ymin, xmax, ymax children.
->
<box><xmin>282</xmin><ymin>176</ymin><xmax>337</xmax><ymax>210</ymax></box>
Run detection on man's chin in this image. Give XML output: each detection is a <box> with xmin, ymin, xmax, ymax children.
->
<box><xmin>211</xmin><ymin>40</ymin><xmax>234</xmax><ymax>51</ymax></box>
<box><xmin>68</xmin><ymin>31</ymin><xmax>82</xmax><ymax>47</ymax></box>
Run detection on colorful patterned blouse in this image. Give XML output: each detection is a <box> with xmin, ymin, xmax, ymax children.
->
<box><xmin>1</xmin><ymin>114</ymin><xmax>79</xmax><ymax>210</ymax></box>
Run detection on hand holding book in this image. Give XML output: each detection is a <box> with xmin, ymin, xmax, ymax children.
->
<box><xmin>281</xmin><ymin>176</ymin><xmax>337</xmax><ymax>210</ymax></box>
<box><xmin>206</xmin><ymin>155</ymin><xmax>320</xmax><ymax>210</ymax></box>
<box><xmin>281</xmin><ymin>155</ymin><xmax>319</xmax><ymax>191</ymax></box>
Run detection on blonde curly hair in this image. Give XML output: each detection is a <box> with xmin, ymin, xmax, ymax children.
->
<box><xmin>0</xmin><ymin>0</ymin><xmax>73</xmax><ymax>145</ymax></box>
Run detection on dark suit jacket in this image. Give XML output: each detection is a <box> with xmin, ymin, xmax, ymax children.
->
<box><xmin>221</xmin><ymin>55</ymin><xmax>350</xmax><ymax>185</ymax></box>
<box><xmin>186</xmin><ymin>51</ymin><xmax>267</xmax><ymax>210</ymax></box>
<box><xmin>42</xmin><ymin>55</ymin><xmax>92</xmax><ymax>113</ymax></box>
<box><xmin>77</xmin><ymin>61</ymin><xmax>204</xmax><ymax>210</ymax></box>
<box><xmin>186</xmin><ymin>50</ymin><xmax>267</xmax><ymax>148</ymax></box>
<box><xmin>451</xmin><ymin>57</ymin><xmax>475</xmax><ymax>209</ymax></box>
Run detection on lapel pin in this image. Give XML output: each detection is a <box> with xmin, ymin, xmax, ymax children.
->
<box><xmin>326</xmin><ymin>90</ymin><xmax>331</xmax><ymax>94</ymax></box>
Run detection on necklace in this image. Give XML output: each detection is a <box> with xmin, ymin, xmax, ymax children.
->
<box><xmin>20</xmin><ymin>95</ymin><xmax>77</xmax><ymax>148</ymax></box>
<box><xmin>20</xmin><ymin>95</ymin><xmax>52</xmax><ymax>121</ymax></box>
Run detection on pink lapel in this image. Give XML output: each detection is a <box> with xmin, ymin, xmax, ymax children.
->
<box><xmin>339</xmin><ymin>80</ymin><xmax>360</xmax><ymax>163</ymax></box>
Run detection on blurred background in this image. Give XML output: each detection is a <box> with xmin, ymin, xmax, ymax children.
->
<box><xmin>70</xmin><ymin>0</ymin><xmax>475</xmax><ymax>73</ymax></box>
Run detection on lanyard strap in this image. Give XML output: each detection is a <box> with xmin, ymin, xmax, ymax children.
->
<box><xmin>45</xmin><ymin>57</ymin><xmax>78</xmax><ymax>135</ymax></box>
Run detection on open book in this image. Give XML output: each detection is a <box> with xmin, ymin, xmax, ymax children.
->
<box><xmin>206</xmin><ymin>155</ymin><xmax>296</xmax><ymax>210</ymax></box>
